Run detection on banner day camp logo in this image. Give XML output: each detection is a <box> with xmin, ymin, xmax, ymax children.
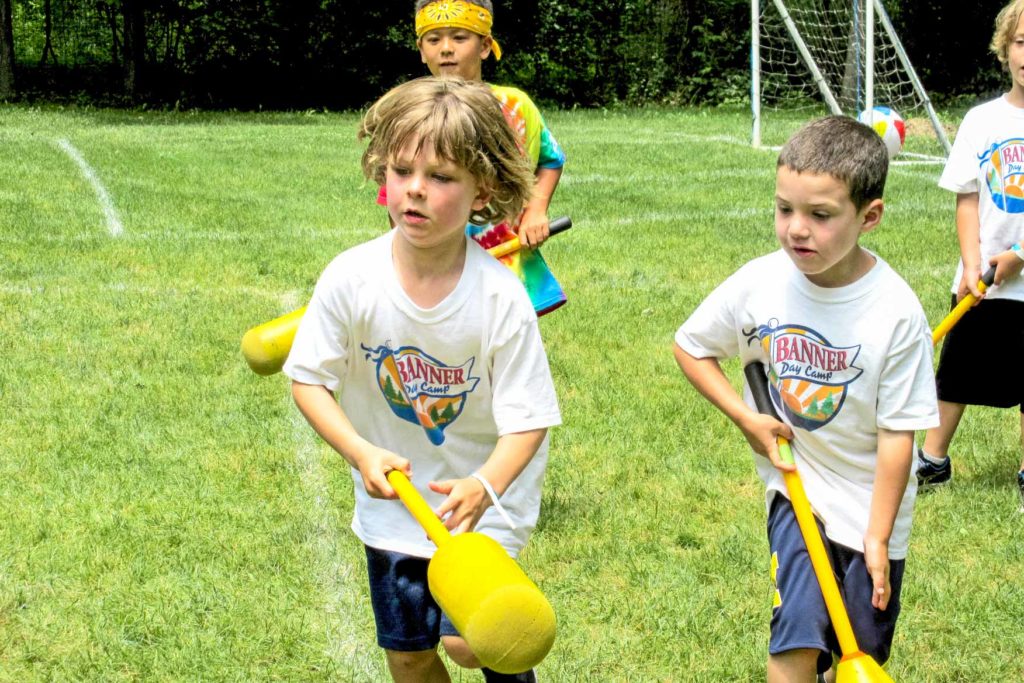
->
<box><xmin>362</xmin><ymin>343</ymin><xmax>480</xmax><ymax>445</ymax></box>
<box><xmin>980</xmin><ymin>137</ymin><xmax>1024</xmax><ymax>214</ymax></box>
<box><xmin>746</xmin><ymin>320</ymin><xmax>862</xmax><ymax>431</ymax></box>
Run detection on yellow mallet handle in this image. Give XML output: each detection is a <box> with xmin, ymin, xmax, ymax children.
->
<box><xmin>386</xmin><ymin>470</ymin><xmax>451</xmax><ymax>548</ymax></box>
<box><xmin>744</xmin><ymin>363</ymin><xmax>861</xmax><ymax>657</ymax></box>
<box><xmin>931</xmin><ymin>265</ymin><xmax>996</xmax><ymax>346</ymax></box>
<box><xmin>241</xmin><ymin>216</ymin><xmax>572</xmax><ymax>375</ymax></box>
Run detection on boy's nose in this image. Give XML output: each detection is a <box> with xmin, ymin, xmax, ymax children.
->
<box><xmin>407</xmin><ymin>174</ymin><xmax>427</xmax><ymax>197</ymax></box>
<box><xmin>786</xmin><ymin>214</ymin><xmax>811</xmax><ymax>238</ymax></box>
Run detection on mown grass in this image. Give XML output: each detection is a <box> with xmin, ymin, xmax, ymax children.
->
<box><xmin>0</xmin><ymin>104</ymin><xmax>1020</xmax><ymax>682</ymax></box>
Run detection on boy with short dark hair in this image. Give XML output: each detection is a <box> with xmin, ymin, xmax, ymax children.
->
<box><xmin>916</xmin><ymin>0</ymin><xmax>1024</xmax><ymax>503</ymax></box>
<box><xmin>674</xmin><ymin>116</ymin><xmax>938</xmax><ymax>682</ymax></box>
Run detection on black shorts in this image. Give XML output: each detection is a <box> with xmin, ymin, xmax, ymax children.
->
<box><xmin>935</xmin><ymin>295</ymin><xmax>1024</xmax><ymax>410</ymax></box>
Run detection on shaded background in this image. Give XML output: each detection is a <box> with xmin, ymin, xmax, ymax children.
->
<box><xmin>0</xmin><ymin>0</ymin><xmax>1012</xmax><ymax>109</ymax></box>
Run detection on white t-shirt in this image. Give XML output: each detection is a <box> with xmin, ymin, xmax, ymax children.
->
<box><xmin>284</xmin><ymin>231</ymin><xmax>561</xmax><ymax>558</ymax></box>
<box><xmin>939</xmin><ymin>95</ymin><xmax>1024</xmax><ymax>301</ymax></box>
<box><xmin>675</xmin><ymin>250</ymin><xmax>939</xmax><ymax>559</ymax></box>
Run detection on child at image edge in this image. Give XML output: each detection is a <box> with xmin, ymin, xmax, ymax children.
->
<box><xmin>284</xmin><ymin>77</ymin><xmax>560</xmax><ymax>683</ymax></box>
<box><xmin>916</xmin><ymin>0</ymin><xmax>1024</xmax><ymax>504</ymax></box>
<box><xmin>674</xmin><ymin>116</ymin><xmax>939</xmax><ymax>682</ymax></box>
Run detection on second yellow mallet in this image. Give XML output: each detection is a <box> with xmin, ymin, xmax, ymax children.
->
<box><xmin>745</xmin><ymin>362</ymin><xmax>894</xmax><ymax>683</ymax></box>
<box><xmin>386</xmin><ymin>469</ymin><xmax>556</xmax><ymax>675</ymax></box>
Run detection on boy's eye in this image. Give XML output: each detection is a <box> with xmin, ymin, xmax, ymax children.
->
<box><xmin>391</xmin><ymin>165</ymin><xmax>410</xmax><ymax>176</ymax></box>
<box><xmin>776</xmin><ymin>205</ymin><xmax>792</xmax><ymax>215</ymax></box>
<box><xmin>813</xmin><ymin>212</ymin><xmax>830</xmax><ymax>220</ymax></box>
<box><xmin>432</xmin><ymin>173</ymin><xmax>453</xmax><ymax>183</ymax></box>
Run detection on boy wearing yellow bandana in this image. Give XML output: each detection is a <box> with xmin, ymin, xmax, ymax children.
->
<box><xmin>415</xmin><ymin>0</ymin><xmax>566</xmax><ymax>252</ymax></box>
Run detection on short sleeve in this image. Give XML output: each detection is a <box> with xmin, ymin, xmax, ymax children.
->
<box><xmin>875</xmin><ymin>313</ymin><xmax>939</xmax><ymax>432</ymax></box>
<box><xmin>674</xmin><ymin>273</ymin><xmax>742</xmax><ymax>361</ymax></box>
<box><xmin>282</xmin><ymin>265</ymin><xmax>351</xmax><ymax>392</ymax></box>
<box><xmin>938</xmin><ymin>110</ymin><xmax>980</xmax><ymax>194</ymax></box>
<box><xmin>489</xmin><ymin>317</ymin><xmax>561</xmax><ymax>435</ymax></box>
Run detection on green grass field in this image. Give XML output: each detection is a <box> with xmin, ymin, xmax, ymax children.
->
<box><xmin>1</xmin><ymin>104</ymin><xmax>1022</xmax><ymax>682</ymax></box>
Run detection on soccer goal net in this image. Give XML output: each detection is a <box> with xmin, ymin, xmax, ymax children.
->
<box><xmin>751</xmin><ymin>0</ymin><xmax>950</xmax><ymax>159</ymax></box>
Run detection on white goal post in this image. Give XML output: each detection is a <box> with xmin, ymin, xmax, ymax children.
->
<box><xmin>751</xmin><ymin>0</ymin><xmax>951</xmax><ymax>158</ymax></box>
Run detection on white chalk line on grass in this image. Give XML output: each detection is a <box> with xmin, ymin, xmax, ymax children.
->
<box><xmin>608</xmin><ymin>206</ymin><xmax>766</xmax><ymax>226</ymax></box>
<box><xmin>0</xmin><ymin>280</ymin><xmax>294</xmax><ymax>300</ymax></box>
<box><xmin>55</xmin><ymin>138</ymin><xmax>124</xmax><ymax>237</ymax></box>
<box><xmin>283</xmin><ymin>290</ymin><xmax>379</xmax><ymax>678</ymax></box>
<box><xmin>0</xmin><ymin>227</ymin><xmax>377</xmax><ymax>245</ymax></box>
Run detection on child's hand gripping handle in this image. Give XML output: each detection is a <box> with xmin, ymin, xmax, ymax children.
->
<box><xmin>386</xmin><ymin>469</ymin><xmax>452</xmax><ymax>549</ymax></box>
<box><xmin>931</xmin><ymin>265</ymin><xmax>996</xmax><ymax>346</ymax></box>
<box><xmin>486</xmin><ymin>215</ymin><xmax>572</xmax><ymax>259</ymax></box>
<box><xmin>742</xmin><ymin>362</ymin><xmax>865</xmax><ymax>661</ymax></box>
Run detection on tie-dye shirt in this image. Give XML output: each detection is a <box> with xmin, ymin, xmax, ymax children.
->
<box><xmin>489</xmin><ymin>84</ymin><xmax>566</xmax><ymax>170</ymax></box>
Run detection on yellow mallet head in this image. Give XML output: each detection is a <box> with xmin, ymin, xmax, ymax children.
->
<box><xmin>428</xmin><ymin>533</ymin><xmax>555</xmax><ymax>674</ymax></box>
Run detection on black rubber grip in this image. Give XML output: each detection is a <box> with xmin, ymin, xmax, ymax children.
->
<box><xmin>980</xmin><ymin>265</ymin><xmax>996</xmax><ymax>288</ymax></box>
<box><xmin>743</xmin><ymin>361</ymin><xmax>781</xmax><ymax>420</ymax></box>
<box><xmin>548</xmin><ymin>215</ymin><xmax>572</xmax><ymax>236</ymax></box>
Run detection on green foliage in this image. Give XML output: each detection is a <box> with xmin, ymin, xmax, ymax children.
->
<box><xmin>2</xmin><ymin>0</ymin><xmax>1001</xmax><ymax>108</ymax></box>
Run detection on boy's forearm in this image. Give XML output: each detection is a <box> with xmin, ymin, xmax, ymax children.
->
<box><xmin>291</xmin><ymin>381</ymin><xmax>370</xmax><ymax>469</ymax></box>
<box><xmin>865</xmin><ymin>428</ymin><xmax>913</xmax><ymax>547</ymax></box>
<box><xmin>955</xmin><ymin>192</ymin><xmax>982</xmax><ymax>268</ymax></box>
<box><xmin>673</xmin><ymin>344</ymin><xmax>751</xmax><ymax>427</ymax></box>
<box><xmin>476</xmin><ymin>428</ymin><xmax>547</xmax><ymax>495</ymax></box>
<box><xmin>524</xmin><ymin>166</ymin><xmax>562</xmax><ymax>217</ymax></box>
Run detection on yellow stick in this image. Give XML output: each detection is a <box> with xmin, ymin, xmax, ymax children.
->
<box><xmin>744</xmin><ymin>362</ymin><xmax>893</xmax><ymax>683</ymax></box>
<box><xmin>386</xmin><ymin>470</ymin><xmax>451</xmax><ymax>548</ymax></box>
<box><xmin>931</xmin><ymin>266</ymin><xmax>996</xmax><ymax>346</ymax></box>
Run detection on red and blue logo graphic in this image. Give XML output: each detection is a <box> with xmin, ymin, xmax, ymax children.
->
<box><xmin>746</xmin><ymin>320</ymin><xmax>862</xmax><ymax>431</ymax></box>
<box><xmin>980</xmin><ymin>137</ymin><xmax>1024</xmax><ymax>213</ymax></box>
<box><xmin>362</xmin><ymin>343</ymin><xmax>480</xmax><ymax>445</ymax></box>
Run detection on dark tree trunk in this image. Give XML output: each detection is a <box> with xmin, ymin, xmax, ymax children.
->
<box><xmin>0</xmin><ymin>0</ymin><xmax>14</xmax><ymax>99</ymax></box>
<box><xmin>39</xmin><ymin>0</ymin><xmax>56</xmax><ymax>66</ymax></box>
<box><xmin>122</xmin><ymin>0</ymin><xmax>145</xmax><ymax>98</ymax></box>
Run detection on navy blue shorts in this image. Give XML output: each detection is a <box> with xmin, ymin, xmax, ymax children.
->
<box><xmin>936</xmin><ymin>295</ymin><xmax>1024</xmax><ymax>410</ymax></box>
<box><xmin>767</xmin><ymin>495</ymin><xmax>904</xmax><ymax>673</ymax></box>
<box><xmin>364</xmin><ymin>545</ymin><xmax>459</xmax><ymax>651</ymax></box>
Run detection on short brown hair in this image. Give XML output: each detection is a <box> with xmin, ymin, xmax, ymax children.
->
<box><xmin>359</xmin><ymin>77</ymin><xmax>533</xmax><ymax>225</ymax></box>
<box><xmin>991</xmin><ymin>0</ymin><xmax>1024</xmax><ymax>67</ymax></box>
<box><xmin>777</xmin><ymin>116</ymin><xmax>888</xmax><ymax>209</ymax></box>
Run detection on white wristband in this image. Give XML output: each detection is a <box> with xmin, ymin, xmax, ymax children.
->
<box><xmin>470</xmin><ymin>472</ymin><xmax>517</xmax><ymax>530</ymax></box>
<box><xmin>1012</xmin><ymin>243</ymin><xmax>1024</xmax><ymax>262</ymax></box>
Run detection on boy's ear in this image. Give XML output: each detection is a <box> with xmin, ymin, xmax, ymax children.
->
<box><xmin>472</xmin><ymin>187</ymin><xmax>492</xmax><ymax>212</ymax></box>
<box><xmin>479</xmin><ymin>35</ymin><xmax>493</xmax><ymax>60</ymax></box>
<box><xmin>859</xmin><ymin>198</ymin><xmax>884</xmax><ymax>234</ymax></box>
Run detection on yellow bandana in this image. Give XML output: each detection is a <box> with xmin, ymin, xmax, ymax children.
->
<box><xmin>415</xmin><ymin>1</ymin><xmax>503</xmax><ymax>60</ymax></box>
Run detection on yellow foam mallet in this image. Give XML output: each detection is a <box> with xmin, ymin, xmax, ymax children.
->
<box><xmin>744</xmin><ymin>362</ymin><xmax>895</xmax><ymax>683</ymax></box>
<box><xmin>240</xmin><ymin>216</ymin><xmax>572</xmax><ymax>376</ymax></box>
<box><xmin>931</xmin><ymin>265</ymin><xmax>995</xmax><ymax>346</ymax></box>
<box><xmin>385</xmin><ymin>469</ymin><xmax>556</xmax><ymax>674</ymax></box>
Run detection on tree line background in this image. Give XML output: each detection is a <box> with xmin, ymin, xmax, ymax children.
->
<box><xmin>0</xmin><ymin>0</ymin><xmax>1013</xmax><ymax>110</ymax></box>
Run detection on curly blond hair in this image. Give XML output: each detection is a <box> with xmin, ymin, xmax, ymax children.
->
<box><xmin>359</xmin><ymin>77</ymin><xmax>533</xmax><ymax>225</ymax></box>
<box><xmin>991</xmin><ymin>0</ymin><xmax>1024</xmax><ymax>67</ymax></box>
